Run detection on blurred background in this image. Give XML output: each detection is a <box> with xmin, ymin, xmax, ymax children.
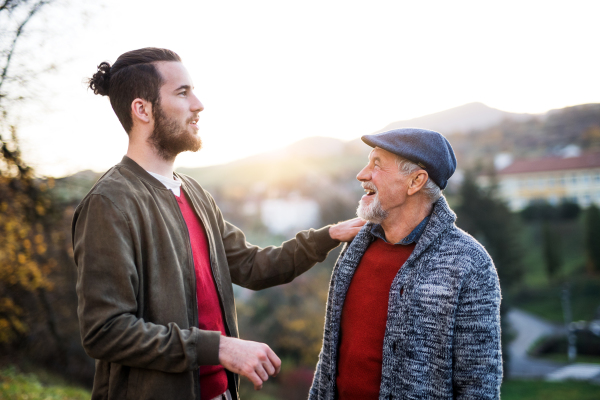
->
<box><xmin>1</xmin><ymin>0</ymin><xmax>600</xmax><ymax>399</ymax></box>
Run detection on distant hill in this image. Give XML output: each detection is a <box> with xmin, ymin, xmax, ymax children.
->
<box><xmin>371</xmin><ymin>102</ymin><xmax>534</xmax><ymax>135</ymax></box>
<box><xmin>230</xmin><ymin>136</ymin><xmax>347</xmax><ymax>164</ymax></box>
<box><xmin>178</xmin><ymin>103</ymin><xmax>600</xmax><ymax>190</ymax></box>
<box><xmin>59</xmin><ymin>103</ymin><xmax>600</xmax><ymax>196</ymax></box>
<box><xmin>449</xmin><ymin>103</ymin><xmax>600</xmax><ymax>170</ymax></box>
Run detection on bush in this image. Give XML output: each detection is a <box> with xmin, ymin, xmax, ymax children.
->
<box><xmin>529</xmin><ymin>331</ymin><xmax>600</xmax><ymax>358</ymax></box>
<box><xmin>520</xmin><ymin>201</ymin><xmax>581</xmax><ymax>222</ymax></box>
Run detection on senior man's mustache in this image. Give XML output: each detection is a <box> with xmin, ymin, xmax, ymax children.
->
<box><xmin>362</xmin><ymin>182</ymin><xmax>378</xmax><ymax>196</ymax></box>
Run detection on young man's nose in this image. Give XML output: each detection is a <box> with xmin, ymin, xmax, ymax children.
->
<box><xmin>191</xmin><ymin>94</ymin><xmax>204</xmax><ymax>112</ymax></box>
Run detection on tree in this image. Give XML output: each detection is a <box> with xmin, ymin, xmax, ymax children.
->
<box><xmin>0</xmin><ymin>1</ymin><xmax>97</xmax><ymax>385</ymax></box>
<box><xmin>584</xmin><ymin>204</ymin><xmax>600</xmax><ymax>275</ymax></box>
<box><xmin>455</xmin><ymin>173</ymin><xmax>526</xmax><ymax>376</ymax></box>
<box><xmin>1</xmin><ymin>1</ymin><xmax>55</xmax><ymax>126</ymax></box>
<box><xmin>455</xmin><ymin>173</ymin><xmax>524</xmax><ymax>288</ymax></box>
<box><xmin>542</xmin><ymin>221</ymin><xmax>562</xmax><ymax>280</ymax></box>
<box><xmin>0</xmin><ymin>0</ymin><xmax>59</xmax><ymax>345</ymax></box>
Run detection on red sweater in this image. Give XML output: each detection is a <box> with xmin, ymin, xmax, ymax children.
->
<box><xmin>336</xmin><ymin>238</ymin><xmax>415</xmax><ymax>399</ymax></box>
<box><xmin>176</xmin><ymin>190</ymin><xmax>228</xmax><ymax>400</ymax></box>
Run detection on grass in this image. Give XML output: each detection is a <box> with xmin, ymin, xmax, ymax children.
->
<box><xmin>0</xmin><ymin>366</ymin><xmax>91</xmax><ymax>400</ymax></box>
<box><xmin>239</xmin><ymin>379</ymin><xmax>600</xmax><ymax>400</ymax></box>
<box><xmin>3</xmin><ymin>365</ymin><xmax>600</xmax><ymax>400</ymax></box>
<box><xmin>536</xmin><ymin>353</ymin><xmax>600</xmax><ymax>364</ymax></box>
<box><xmin>501</xmin><ymin>379</ymin><xmax>600</xmax><ymax>400</ymax></box>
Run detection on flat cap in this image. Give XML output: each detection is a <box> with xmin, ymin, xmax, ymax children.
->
<box><xmin>361</xmin><ymin>128</ymin><xmax>457</xmax><ymax>189</ymax></box>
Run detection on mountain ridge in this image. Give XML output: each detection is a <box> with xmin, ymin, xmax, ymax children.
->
<box><xmin>370</xmin><ymin>102</ymin><xmax>535</xmax><ymax>135</ymax></box>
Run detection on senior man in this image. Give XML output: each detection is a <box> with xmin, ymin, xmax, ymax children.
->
<box><xmin>309</xmin><ymin>128</ymin><xmax>502</xmax><ymax>400</ymax></box>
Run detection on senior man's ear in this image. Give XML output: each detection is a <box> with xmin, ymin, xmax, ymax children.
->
<box><xmin>407</xmin><ymin>171</ymin><xmax>429</xmax><ymax>196</ymax></box>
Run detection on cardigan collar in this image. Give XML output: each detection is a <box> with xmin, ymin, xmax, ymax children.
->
<box><xmin>361</xmin><ymin>195</ymin><xmax>456</xmax><ymax>261</ymax></box>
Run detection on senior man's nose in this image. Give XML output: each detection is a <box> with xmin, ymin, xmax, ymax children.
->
<box><xmin>356</xmin><ymin>165</ymin><xmax>371</xmax><ymax>182</ymax></box>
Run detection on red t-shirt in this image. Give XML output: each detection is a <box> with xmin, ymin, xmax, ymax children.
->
<box><xmin>176</xmin><ymin>190</ymin><xmax>228</xmax><ymax>400</ymax></box>
<box><xmin>336</xmin><ymin>238</ymin><xmax>415</xmax><ymax>399</ymax></box>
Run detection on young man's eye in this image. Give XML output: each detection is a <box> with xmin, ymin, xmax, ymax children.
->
<box><xmin>179</xmin><ymin>91</ymin><xmax>187</xmax><ymax>96</ymax></box>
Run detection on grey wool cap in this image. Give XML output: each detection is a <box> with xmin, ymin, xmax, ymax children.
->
<box><xmin>361</xmin><ymin>128</ymin><xmax>457</xmax><ymax>190</ymax></box>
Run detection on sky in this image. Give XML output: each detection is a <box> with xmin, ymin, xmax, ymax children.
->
<box><xmin>11</xmin><ymin>0</ymin><xmax>600</xmax><ymax>177</ymax></box>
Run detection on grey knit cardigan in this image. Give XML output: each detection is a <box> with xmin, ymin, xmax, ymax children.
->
<box><xmin>309</xmin><ymin>196</ymin><xmax>502</xmax><ymax>400</ymax></box>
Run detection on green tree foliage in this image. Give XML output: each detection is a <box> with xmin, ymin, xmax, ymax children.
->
<box><xmin>584</xmin><ymin>204</ymin><xmax>600</xmax><ymax>275</ymax></box>
<box><xmin>521</xmin><ymin>201</ymin><xmax>581</xmax><ymax>222</ymax></box>
<box><xmin>455</xmin><ymin>173</ymin><xmax>526</xmax><ymax>375</ymax></box>
<box><xmin>541</xmin><ymin>222</ymin><xmax>562</xmax><ymax>280</ymax></box>
<box><xmin>455</xmin><ymin>174</ymin><xmax>524</xmax><ymax>288</ymax></box>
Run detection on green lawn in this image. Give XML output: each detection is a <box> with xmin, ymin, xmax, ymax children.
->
<box><xmin>3</xmin><ymin>366</ymin><xmax>600</xmax><ymax>400</ymax></box>
<box><xmin>0</xmin><ymin>366</ymin><xmax>91</xmax><ymax>400</ymax></box>
<box><xmin>501</xmin><ymin>379</ymin><xmax>600</xmax><ymax>400</ymax></box>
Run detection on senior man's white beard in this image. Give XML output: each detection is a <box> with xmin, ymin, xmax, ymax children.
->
<box><xmin>357</xmin><ymin>193</ymin><xmax>389</xmax><ymax>224</ymax></box>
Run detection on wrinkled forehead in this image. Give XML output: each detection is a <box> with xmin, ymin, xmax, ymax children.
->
<box><xmin>369</xmin><ymin>146</ymin><xmax>397</xmax><ymax>162</ymax></box>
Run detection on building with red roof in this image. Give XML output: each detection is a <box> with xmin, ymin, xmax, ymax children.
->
<box><xmin>497</xmin><ymin>152</ymin><xmax>600</xmax><ymax>210</ymax></box>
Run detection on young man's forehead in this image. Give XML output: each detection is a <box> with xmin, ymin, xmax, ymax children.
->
<box><xmin>155</xmin><ymin>61</ymin><xmax>193</xmax><ymax>88</ymax></box>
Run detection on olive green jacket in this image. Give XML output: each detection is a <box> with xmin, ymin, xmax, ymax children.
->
<box><xmin>72</xmin><ymin>156</ymin><xmax>339</xmax><ymax>400</ymax></box>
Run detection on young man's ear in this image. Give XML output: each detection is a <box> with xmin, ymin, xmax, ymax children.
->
<box><xmin>131</xmin><ymin>98</ymin><xmax>153</xmax><ymax>125</ymax></box>
<box><xmin>407</xmin><ymin>171</ymin><xmax>429</xmax><ymax>196</ymax></box>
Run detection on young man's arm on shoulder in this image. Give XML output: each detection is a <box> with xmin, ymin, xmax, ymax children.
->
<box><xmin>452</xmin><ymin>258</ymin><xmax>503</xmax><ymax>399</ymax></box>
<box><xmin>73</xmin><ymin>194</ymin><xmax>218</xmax><ymax>372</ymax></box>
<box><xmin>212</xmin><ymin>194</ymin><xmax>364</xmax><ymax>290</ymax></box>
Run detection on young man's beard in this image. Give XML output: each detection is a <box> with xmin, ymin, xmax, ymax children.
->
<box><xmin>357</xmin><ymin>194</ymin><xmax>389</xmax><ymax>224</ymax></box>
<box><xmin>148</xmin><ymin>103</ymin><xmax>202</xmax><ymax>161</ymax></box>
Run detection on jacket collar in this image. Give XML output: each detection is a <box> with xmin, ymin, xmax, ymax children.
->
<box><xmin>118</xmin><ymin>155</ymin><xmax>172</xmax><ymax>190</ymax></box>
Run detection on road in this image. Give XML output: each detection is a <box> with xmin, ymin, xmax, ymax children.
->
<box><xmin>506</xmin><ymin>309</ymin><xmax>565</xmax><ymax>378</ymax></box>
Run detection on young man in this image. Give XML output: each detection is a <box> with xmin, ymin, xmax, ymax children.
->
<box><xmin>309</xmin><ymin>128</ymin><xmax>502</xmax><ymax>400</ymax></box>
<box><xmin>73</xmin><ymin>47</ymin><xmax>363</xmax><ymax>400</ymax></box>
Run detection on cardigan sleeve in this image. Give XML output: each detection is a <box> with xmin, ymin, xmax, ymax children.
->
<box><xmin>452</xmin><ymin>258</ymin><xmax>503</xmax><ymax>399</ymax></box>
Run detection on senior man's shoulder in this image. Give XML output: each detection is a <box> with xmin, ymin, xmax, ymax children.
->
<box><xmin>445</xmin><ymin>224</ymin><xmax>494</xmax><ymax>264</ymax></box>
<box><xmin>434</xmin><ymin>224</ymin><xmax>499</xmax><ymax>292</ymax></box>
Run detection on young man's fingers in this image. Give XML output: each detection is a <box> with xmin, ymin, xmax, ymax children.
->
<box><xmin>254</xmin><ymin>364</ymin><xmax>269</xmax><ymax>382</ymax></box>
<box><xmin>267</xmin><ymin>349</ymin><xmax>282</xmax><ymax>375</ymax></box>
<box><xmin>247</xmin><ymin>371</ymin><xmax>263</xmax><ymax>390</ymax></box>
<box><xmin>263</xmin><ymin>360</ymin><xmax>275</xmax><ymax>376</ymax></box>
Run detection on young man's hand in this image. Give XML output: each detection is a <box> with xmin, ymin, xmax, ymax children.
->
<box><xmin>329</xmin><ymin>217</ymin><xmax>366</xmax><ymax>242</ymax></box>
<box><xmin>219</xmin><ymin>336</ymin><xmax>281</xmax><ymax>390</ymax></box>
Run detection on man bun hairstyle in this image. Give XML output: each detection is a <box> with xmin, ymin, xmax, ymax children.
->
<box><xmin>89</xmin><ymin>62</ymin><xmax>112</xmax><ymax>96</ymax></box>
<box><xmin>87</xmin><ymin>47</ymin><xmax>181</xmax><ymax>133</ymax></box>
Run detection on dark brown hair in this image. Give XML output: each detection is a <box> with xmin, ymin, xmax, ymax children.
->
<box><xmin>88</xmin><ymin>47</ymin><xmax>181</xmax><ymax>133</ymax></box>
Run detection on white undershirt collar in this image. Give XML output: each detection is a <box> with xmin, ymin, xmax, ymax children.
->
<box><xmin>147</xmin><ymin>170</ymin><xmax>182</xmax><ymax>197</ymax></box>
